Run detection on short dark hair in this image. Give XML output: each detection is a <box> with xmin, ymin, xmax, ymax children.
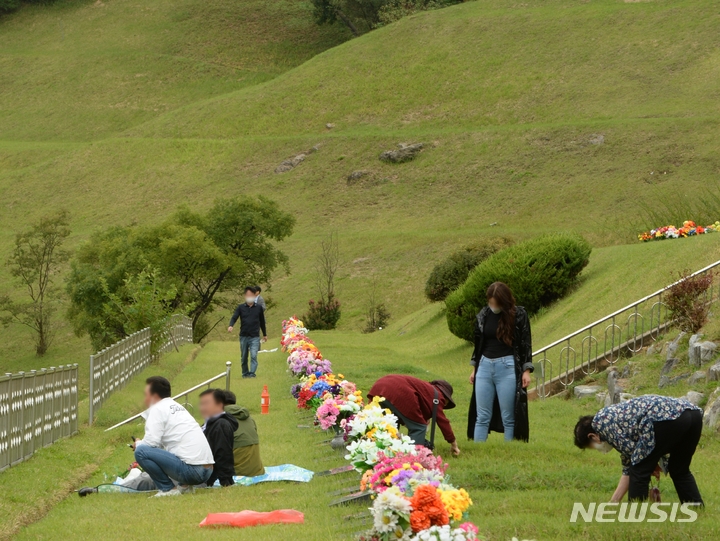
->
<box><xmin>253</xmin><ymin>285</ymin><xmax>262</xmax><ymax>293</ymax></box>
<box><xmin>574</xmin><ymin>415</ymin><xmax>595</xmax><ymax>449</ymax></box>
<box><xmin>146</xmin><ymin>376</ymin><xmax>171</xmax><ymax>399</ymax></box>
<box><xmin>223</xmin><ymin>390</ymin><xmax>237</xmax><ymax>405</ymax></box>
<box><xmin>244</xmin><ymin>286</ymin><xmax>255</xmax><ymax>294</ymax></box>
<box><xmin>199</xmin><ymin>388</ymin><xmax>229</xmax><ymax>405</ymax></box>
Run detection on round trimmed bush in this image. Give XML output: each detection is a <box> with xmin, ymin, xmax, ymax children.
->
<box><xmin>445</xmin><ymin>233</ymin><xmax>592</xmax><ymax>341</ymax></box>
<box><xmin>424</xmin><ymin>237</ymin><xmax>514</xmax><ymax>302</ymax></box>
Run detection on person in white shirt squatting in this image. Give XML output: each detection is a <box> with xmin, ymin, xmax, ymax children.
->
<box><xmin>133</xmin><ymin>376</ymin><xmax>215</xmax><ymax>497</ymax></box>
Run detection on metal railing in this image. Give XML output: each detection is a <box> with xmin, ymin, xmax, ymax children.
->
<box><xmin>533</xmin><ymin>259</ymin><xmax>720</xmax><ymax>398</ymax></box>
<box><xmin>104</xmin><ymin>361</ymin><xmax>232</xmax><ymax>432</ymax></box>
<box><xmin>89</xmin><ymin>315</ymin><xmax>194</xmax><ymax>424</ymax></box>
<box><xmin>0</xmin><ymin>364</ymin><xmax>79</xmax><ymax>472</ymax></box>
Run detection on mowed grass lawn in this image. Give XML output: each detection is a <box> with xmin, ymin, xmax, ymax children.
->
<box><xmin>8</xmin><ymin>313</ymin><xmax>720</xmax><ymax>541</ymax></box>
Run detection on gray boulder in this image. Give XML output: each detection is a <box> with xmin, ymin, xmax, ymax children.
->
<box><xmin>689</xmin><ymin>334</ymin><xmax>703</xmax><ymax>366</ymax></box>
<box><xmin>683</xmin><ymin>391</ymin><xmax>704</xmax><ymax>406</ymax></box>
<box><xmin>275</xmin><ymin>153</ymin><xmax>306</xmax><ymax>173</ymax></box>
<box><xmin>347</xmin><ymin>170</ymin><xmax>370</xmax><ymax>184</ymax></box>
<box><xmin>666</xmin><ymin>332</ymin><xmax>685</xmax><ymax>361</ymax></box>
<box><xmin>619</xmin><ymin>393</ymin><xmax>635</xmax><ymax>403</ymax></box>
<box><xmin>659</xmin><ymin>372</ymin><xmax>691</xmax><ymax>388</ymax></box>
<box><xmin>703</xmin><ymin>388</ymin><xmax>720</xmax><ymax>432</ymax></box>
<box><xmin>660</xmin><ymin>358</ymin><xmax>678</xmax><ymax>375</ymax></box>
<box><xmin>379</xmin><ymin>143</ymin><xmax>424</xmax><ymax>163</ymax></box>
<box><xmin>708</xmin><ymin>362</ymin><xmax>720</xmax><ymax>382</ymax></box>
<box><xmin>574</xmin><ymin>385</ymin><xmax>602</xmax><ymax>399</ymax></box>
<box><xmin>606</xmin><ymin>369</ymin><xmax>622</xmax><ymax>405</ymax></box>
<box><xmin>700</xmin><ymin>341</ymin><xmax>717</xmax><ymax>363</ymax></box>
<box><xmin>596</xmin><ymin>391</ymin><xmax>608</xmax><ymax>404</ymax></box>
<box><xmin>689</xmin><ymin>371</ymin><xmax>707</xmax><ymax>385</ymax></box>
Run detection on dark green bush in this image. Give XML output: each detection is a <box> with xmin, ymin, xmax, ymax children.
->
<box><xmin>424</xmin><ymin>237</ymin><xmax>514</xmax><ymax>302</ymax></box>
<box><xmin>0</xmin><ymin>0</ymin><xmax>21</xmax><ymax>13</ymax></box>
<box><xmin>445</xmin><ymin>233</ymin><xmax>592</xmax><ymax>341</ymax></box>
<box><xmin>302</xmin><ymin>293</ymin><xmax>341</xmax><ymax>330</ymax></box>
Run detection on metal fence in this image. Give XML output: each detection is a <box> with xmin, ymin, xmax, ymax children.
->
<box><xmin>104</xmin><ymin>362</ymin><xmax>232</xmax><ymax>432</ymax></box>
<box><xmin>89</xmin><ymin>315</ymin><xmax>194</xmax><ymax>423</ymax></box>
<box><xmin>532</xmin><ymin>259</ymin><xmax>720</xmax><ymax>398</ymax></box>
<box><xmin>0</xmin><ymin>364</ymin><xmax>79</xmax><ymax>472</ymax></box>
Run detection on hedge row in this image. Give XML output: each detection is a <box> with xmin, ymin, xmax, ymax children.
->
<box><xmin>445</xmin><ymin>233</ymin><xmax>592</xmax><ymax>341</ymax></box>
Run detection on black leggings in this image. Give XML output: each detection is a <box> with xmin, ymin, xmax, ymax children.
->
<box><xmin>628</xmin><ymin>409</ymin><xmax>704</xmax><ymax>504</ymax></box>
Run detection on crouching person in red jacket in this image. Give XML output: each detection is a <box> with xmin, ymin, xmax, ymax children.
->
<box><xmin>368</xmin><ymin>375</ymin><xmax>460</xmax><ymax>457</ymax></box>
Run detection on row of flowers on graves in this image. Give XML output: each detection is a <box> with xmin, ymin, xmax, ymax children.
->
<box><xmin>282</xmin><ymin>317</ymin><xmax>481</xmax><ymax>541</ymax></box>
<box><xmin>638</xmin><ymin>220</ymin><xmax>720</xmax><ymax>242</ymax></box>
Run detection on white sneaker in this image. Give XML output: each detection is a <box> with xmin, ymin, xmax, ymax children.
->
<box><xmin>153</xmin><ymin>487</ymin><xmax>182</xmax><ymax>498</ymax></box>
<box><xmin>177</xmin><ymin>485</ymin><xmax>194</xmax><ymax>494</ymax></box>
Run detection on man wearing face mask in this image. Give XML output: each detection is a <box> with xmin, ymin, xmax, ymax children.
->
<box><xmin>574</xmin><ymin>395</ymin><xmax>704</xmax><ymax>504</ymax></box>
<box><xmin>228</xmin><ymin>287</ymin><xmax>268</xmax><ymax>378</ymax></box>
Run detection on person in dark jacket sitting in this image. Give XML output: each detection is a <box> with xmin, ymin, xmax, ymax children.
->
<box><xmin>468</xmin><ymin>281</ymin><xmax>533</xmax><ymax>443</ymax></box>
<box><xmin>368</xmin><ymin>375</ymin><xmax>460</xmax><ymax>457</ymax></box>
<box><xmin>199</xmin><ymin>389</ymin><xmax>238</xmax><ymax>487</ymax></box>
<box><xmin>223</xmin><ymin>391</ymin><xmax>265</xmax><ymax>477</ymax></box>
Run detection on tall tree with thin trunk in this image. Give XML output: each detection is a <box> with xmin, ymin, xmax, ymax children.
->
<box><xmin>0</xmin><ymin>210</ymin><xmax>71</xmax><ymax>356</ymax></box>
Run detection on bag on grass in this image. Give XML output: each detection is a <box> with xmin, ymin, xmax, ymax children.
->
<box><xmin>199</xmin><ymin>510</ymin><xmax>304</xmax><ymax>528</ymax></box>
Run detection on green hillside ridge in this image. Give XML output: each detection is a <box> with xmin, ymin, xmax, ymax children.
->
<box><xmin>3</xmin><ymin>0</ymin><xmax>720</xmax><ymax>372</ymax></box>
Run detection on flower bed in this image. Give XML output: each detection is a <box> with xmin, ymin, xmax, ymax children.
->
<box><xmin>281</xmin><ymin>317</ymin><xmax>482</xmax><ymax>540</ymax></box>
<box><xmin>638</xmin><ymin>220</ymin><xmax>720</xmax><ymax>242</ymax></box>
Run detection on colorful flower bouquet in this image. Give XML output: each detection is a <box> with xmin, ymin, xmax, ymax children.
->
<box><xmin>413</xmin><ymin>524</ymin><xmax>481</xmax><ymax>541</ymax></box>
<box><xmin>638</xmin><ymin>220</ymin><xmax>719</xmax><ymax>242</ymax></box>
<box><xmin>362</xmin><ymin>449</ymin><xmax>448</xmax><ymax>494</ymax></box>
<box><xmin>287</xmin><ymin>349</ymin><xmax>333</xmax><ymax>378</ymax></box>
<box><xmin>316</xmin><ymin>391</ymin><xmax>364</xmax><ymax>431</ymax></box>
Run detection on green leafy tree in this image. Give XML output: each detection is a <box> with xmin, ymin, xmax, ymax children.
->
<box><xmin>67</xmin><ymin>197</ymin><xmax>295</xmax><ymax>350</ymax></box>
<box><xmin>0</xmin><ymin>210</ymin><xmax>71</xmax><ymax>356</ymax></box>
<box><xmin>100</xmin><ymin>268</ymin><xmax>178</xmax><ymax>355</ymax></box>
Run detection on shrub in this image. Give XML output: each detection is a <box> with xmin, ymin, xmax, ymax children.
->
<box><xmin>0</xmin><ymin>0</ymin><xmax>20</xmax><ymax>13</ymax></box>
<box><xmin>303</xmin><ymin>293</ymin><xmax>341</xmax><ymax>330</ymax></box>
<box><xmin>445</xmin><ymin>233</ymin><xmax>592</xmax><ymax>341</ymax></box>
<box><xmin>424</xmin><ymin>237</ymin><xmax>514</xmax><ymax>302</ymax></box>
<box><xmin>364</xmin><ymin>302</ymin><xmax>390</xmax><ymax>334</ymax></box>
<box><xmin>665</xmin><ymin>270</ymin><xmax>713</xmax><ymax>333</ymax></box>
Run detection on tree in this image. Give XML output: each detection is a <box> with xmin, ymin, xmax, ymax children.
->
<box><xmin>66</xmin><ymin>197</ymin><xmax>295</xmax><ymax>349</ymax></box>
<box><xmin>0</xmin><ymin>210</ymin><xmax>71</xmax><ymax>356</ymax></box>
<box><xmin>665</xmin><ymin>270</ymin><xmax>714</xmax><ymax>334</ymax></box>
<box><xmin>100</xmin><ymin>268</ymin><xmax>178</xmax><ymax>355</ymax></box>
<box><xmin>303</xmin><ymin>233</ymin><xmax>342</xmax><ymax>330</ymax></box>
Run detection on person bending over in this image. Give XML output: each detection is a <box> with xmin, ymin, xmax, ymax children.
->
<box><xmin>223</xmin><ymin>391</ymin><xmax>265</xmax><ymax>477</ymax></box>
<box><xmin>574</xmin><ymin>394</ymin><xmax>704</xmax><ymax>504</ymax></box>
<box><xmin>368</xmin><ymin>375</ymin><xmax>460</xmax><ymax>457</ymax></box>
<box><xmin>228</xmin><ymin>286</ymin><xmax>268</xmax><ymax>378</ymax></box>
<box><xmin>133</xmin><ymin>376</ymin><xmax>214</xmax><ymax>497</ymax></box>
<box><xmin>199</xmin><ymin>389</ymin><xmax>238</xmax><ymax>487</ymax></box>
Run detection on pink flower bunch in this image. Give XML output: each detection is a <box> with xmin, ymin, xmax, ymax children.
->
<box><xmin>316</xmin><ymin>400</ymin><xmax>341</xmax><ymax>430</ymax></box>
<box><xmin>366</xmin><ymin>449</ymin><xmax>448</xmax><ymax>493</ymax></box>
<box><xmin>287</xmin><ymin>349</ymin><xmax>333</xmax><ymax>378</ymax></box>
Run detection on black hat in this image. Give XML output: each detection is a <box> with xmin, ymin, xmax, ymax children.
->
<box><xmin>430</xmin><ymin>380</ymin><xmax>456</xmax><ymax>410</ymax></box>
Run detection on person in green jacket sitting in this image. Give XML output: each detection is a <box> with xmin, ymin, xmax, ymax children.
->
<box><xmin>222</xmin><ymin>391</ymin><xmax>265</xmax><ymax>477</ymax></box>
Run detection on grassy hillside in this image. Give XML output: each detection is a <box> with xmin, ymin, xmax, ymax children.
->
<box><xmin>3</xmin><ymin>0</ymin><xmax>720</xmax><ymax>373</ymax></box>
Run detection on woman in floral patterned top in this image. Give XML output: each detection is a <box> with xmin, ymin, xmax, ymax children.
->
<box><xmin>574</xmin><ymin>395</ymin><xmax>704</xmax><ymax>504</ymax></box>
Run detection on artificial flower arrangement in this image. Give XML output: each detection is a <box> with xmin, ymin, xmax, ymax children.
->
<box><xmin>638</xmin><ymin>220</ymin><xmax>719</xmax><ymax>242</ymax></box>
<box><xmin>280</xmin><ymin>316</ymin><xmax>482</xmax><ymax>541</ymax></box>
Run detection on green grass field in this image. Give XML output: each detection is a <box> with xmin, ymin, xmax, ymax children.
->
<box><xmin>3</xmin><ymin>0</ymin><xmax>720</xmax><ymax>538</ymax></box>
<box><xmin>5</xmin><ymin>317</ymin><xmax>720</xmax><ymax>541</ymax></box>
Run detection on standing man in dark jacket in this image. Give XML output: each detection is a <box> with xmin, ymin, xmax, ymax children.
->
<box><xmin>199</xmin><ymin>389</ymin><xmax>238</xmax><ymax>487</ymax></box>
<box><xmin>228</xmin><ymin>286</ymin><xmax>267</xmax><ymax>378</ymax></box>
<box><xmin>368</xmin><ymin>375</ymin><xmax>460</xmax><ymax>457</ymax></box>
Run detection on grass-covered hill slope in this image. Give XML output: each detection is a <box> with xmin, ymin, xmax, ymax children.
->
<box><xmin>2</xmin><ymin>0</ymin><xmax>720</xmax><ymax>370</ymax></box>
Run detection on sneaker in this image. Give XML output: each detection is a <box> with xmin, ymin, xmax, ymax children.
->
<box><xmin>153</xmin><ymin>487</ymin><xmax>182</xmax><ymax>497</ymax></box>
<box><xmin>249</xmin><ymin>373</ymin><xmax>257</xmax><ymax>378</ymax></box>
<box><xmin>177</xmin><ymin>485</ymin><xmax>194</xmax><ymax>494</ymax></box>
<box><xmin>242</xmin><ymin>374</ymin><xmax>250</xmax><ymax>379</ymax></box>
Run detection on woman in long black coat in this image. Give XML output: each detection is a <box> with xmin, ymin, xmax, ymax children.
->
<box><xmin>467</xmin><ymin>282</ymin><xmax>533</xmax><ymax>442</ymax></box>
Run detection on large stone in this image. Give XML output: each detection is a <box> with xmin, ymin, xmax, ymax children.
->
<box><xmin>659</xmin><ymin>372</ymin><xmax>690</xmax><ymax>388</ymax></box>
<box><xmin>347</xmin><ymin>170</ymin><xmax>370</xmax><ymax>184</ymax></box>
<box><xmin>660</xmin><ymin>358</ymin><xmax>678</xmax><ymax>375</ymax></box>
<box><xmin>683</xmin><ymin>391</ymin><xmax>704</xmax><ymax>406</ymax></box>
<box><xmin>379</xmin><ymin>143</ymin><xmax>424</xmax><ymax>163</ymax></box>
<box><xmin>619</xmin><ymin>393</ymin><xmax>635</xmax><ymax>403</ymax></box>
<box><xmin>574</xmin><ymin>385</ymin><xmax>602</xmax><ymax>399</ymax></box>
<box><xmin>688</xmin><ymin>334</ymin><xmax>703</xmax><ymax>367</ymax></box>
<box><xmin>700</xmin><ymin>341</ymin><xmax>717</xmax><ymax>363</ymax></box>
<box><xmin>620</xmin><ymin>362</ymin><xmax>634</xmax><ymax>379</ymax></box>
<box><xmin>666</xmin><ymin>332</ymin><xmax>685</xmax><ymax>361</ymax></box>
<box><xmin>596</xmin><ymin>391</ymin><xmax>608</xmax><ymax>404</ymax></box>
<box><xmin>275</xmin><ymin>153</ymin><xmax>306</xmax><ymax>173</ymax></box>
<box><xmin>689</xmin><ymin>371</ymin><xmax>707</xmax><ymax>385</ymax></box>
<box><xmin>703</xmin><ymin>388</ymin><xmax>720</xmax><ymax>432</ymax></box>
<box><xmin>708</xmin><ymin>362</ymin><xmax>720</xmax><ymax>382</ymax></box>
<box><xmin>606</xmin><ymin>369</ymin><xmax>622</xmax><ymax>405</ymax></box>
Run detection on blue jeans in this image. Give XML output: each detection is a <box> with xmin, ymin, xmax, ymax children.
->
<box><xmin>134</xmin><ymin>445</ymin><xmax>212</xmax><ymax>492</ymax></box>
<box><xmin>474</xmin><ymin>355</ymin><xmax>516</xmax><ymax>442</ymax></box>
<box><xmin>240</xmin><ymin>335</ymin><xmax>260</xmax><ymax>376</ymax></box>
